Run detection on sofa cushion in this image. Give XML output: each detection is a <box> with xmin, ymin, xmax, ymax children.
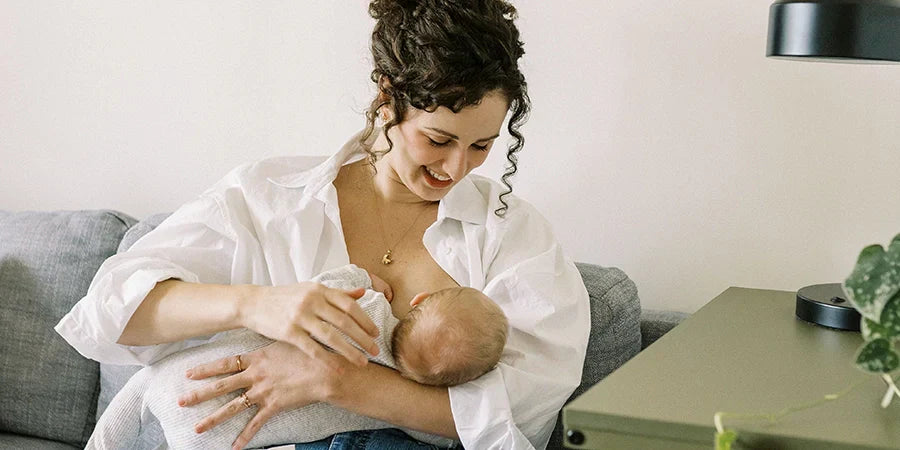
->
<box><xmin>0</xmin><ymin>210</ymin><xmax>137</xmax><ymax>447</ymax></box>
<box><xmin>548</xmin><ymin>262</ymin><xmax>642</xmax><ymax>450</ymax></box>
<box><xmin>641</xmin><ymin>308</ymin><xmax>691</xmax><ymax>349</ymax></box>
<box><xmin>116</xmin><ymin>212</ymin><xmax>173</xmax><ymax>255</ymax></box>
<box><xmin>0</xmin><ymin>432</ymin><xmax>81</xmax><ymax>450</ymax></box>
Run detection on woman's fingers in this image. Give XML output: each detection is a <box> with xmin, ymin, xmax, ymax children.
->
<box><xmin>315</xmin><ymin>303</ymin><xmax>380</xmax><ymax>358</ymax></box>
<box><xmin>179</xmin><ymin>342</ymin><xmax>338</xmax><ymax>445</ymax></box>
<box><xmin>368</xmin><ymin>272</ymin><xmax>394</xmax><ymax>302</ymax></box>
<box><xmin>231</xmin><ymin>405</ymin><xmax>276</xmax><ymax>450</ymax></box>
<box><xmin>303</xmin><ymin>316</ymin><xmax>370</xmax><ymax>367</ymax></box>
<box><xmin>326</xmin><ymin>287</ymin><xmax>379</xmax><ymax>338</ymax></box>
<box><xmin>285</xmin><ymin>328</ymin><xmax>347</xmax><ymax>372</ymax></box>
<box><xmin>193</xmin><ymin>391</ymin><xmax>254</xmax><ymax>435</ymax></box>
<box><xmin>185</xmin><ymin>353</ymin><xmax>246</xmax><ymax>381</ymax></box>
<box><xmin>180</xmin><ymin>371</ymin><xmax>250</xmax><ymax>407</ymax></box>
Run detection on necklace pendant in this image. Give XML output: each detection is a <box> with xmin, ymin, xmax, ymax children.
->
<box><xmin>382</xmin><ymin>250</ymin><xmax>393</xmax><ymax>265</ymax></box>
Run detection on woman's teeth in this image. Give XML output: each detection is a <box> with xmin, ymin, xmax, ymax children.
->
<box><xmin>426</xmin><ymin>167</ymin><xmax>451</xmax><ymax>181</ymax></box>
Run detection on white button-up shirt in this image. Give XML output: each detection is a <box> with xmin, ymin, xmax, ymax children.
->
<box><xmin>56</xmin><ymin>134</ymin><xmax>591</xmax><ymax>450</ymax></box>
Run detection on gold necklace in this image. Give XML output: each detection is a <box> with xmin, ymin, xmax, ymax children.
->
<box><xmin>367</xmin><ymin>166</ymin><xmax>430</xmax><ymax>265</ymax></box>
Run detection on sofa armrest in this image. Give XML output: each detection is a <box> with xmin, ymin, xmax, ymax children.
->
<box><xmin>640</xmin><ymin>308</ymin><xmax>690</xmax><ymax>350</ymax></box>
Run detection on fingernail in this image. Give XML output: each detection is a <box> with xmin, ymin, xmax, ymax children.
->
<box><xmin>178</xmin><ymin>398</ymin><xmax>185</xmax><ymax>407</ymax></box>
<box><xmin>185</xmin><ymin>370</ymin><xmax>193</xmax><ymax>378</ymax></box>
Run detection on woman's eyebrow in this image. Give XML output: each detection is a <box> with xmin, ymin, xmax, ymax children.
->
<box><xmin>424</xmin><ymin>127</ymin><xmax>500</xmax><ymax>142</ymax></box>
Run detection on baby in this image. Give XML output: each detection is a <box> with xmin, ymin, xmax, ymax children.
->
<box><xmin>87</xmin><ymin>264</ymin><xmax>508</xmax><ymax>450</ymax></box>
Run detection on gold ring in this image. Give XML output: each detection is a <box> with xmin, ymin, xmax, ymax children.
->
<box><xmin>235</xmin><ymin>354</ymin><xmax>243</xmax><ymax>372</ymax></box>
<box><xmin>240</xmin><ymin>392</ymin><xmax>252</xmax><ymax>409</ymax></box>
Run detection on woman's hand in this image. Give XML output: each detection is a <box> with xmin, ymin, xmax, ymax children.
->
<box><xmin>241</xmin><ymin>281</ymin><xmax>380</xmax><ymax>369</ymax></box>
<box><xmin>179</xmin><ymin>341</ymin><xmax>346</xmax><ymax>450</ymax></box>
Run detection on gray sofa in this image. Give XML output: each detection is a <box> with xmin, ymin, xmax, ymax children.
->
<box><xmin>0</xmin><ymin>209</ymin><xmax>689</xmax><ymax>450</ymax></box>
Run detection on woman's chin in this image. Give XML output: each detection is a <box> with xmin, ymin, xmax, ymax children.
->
<box><xmin>413</xmin><ymin>186</ymin><xmax>448</xmax><ymax>202</ymax></box>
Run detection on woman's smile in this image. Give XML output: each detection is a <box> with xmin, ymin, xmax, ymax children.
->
<box><xmin>423</xmin><ymin>166</ymin><xmax>453</xmax><ymax>188</ymax></box>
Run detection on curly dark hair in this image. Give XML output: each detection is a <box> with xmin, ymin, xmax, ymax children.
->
<box><xmin>359</xmin><ymin>0</ymin><xmax>530</xmax><ymax>217</ymax></box>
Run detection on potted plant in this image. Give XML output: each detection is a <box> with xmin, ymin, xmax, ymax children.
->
<box><xmin>715</xmin><ymin>233</ymin><xmax>900</xmax><ymax>450</ymax></box>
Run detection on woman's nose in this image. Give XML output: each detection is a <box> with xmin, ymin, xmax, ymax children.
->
<box><xmin>445</xmin><ymin>147</ymin><xmax>468</xmax><ymax>180</ymax></box>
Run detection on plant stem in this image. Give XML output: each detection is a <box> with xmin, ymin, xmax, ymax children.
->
<box><xmin>880</xmin><ymin>373</ymin><xmax>900</xmax><ymax>408</ymax></box>
<box><xmin>714</xmin><ymin>375</ymin><xmax>870</xmax><ymax>434</ymax></box>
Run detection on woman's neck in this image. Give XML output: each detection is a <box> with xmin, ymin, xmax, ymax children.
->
<box><xmin>356</xmin><ymin>131</ymin><xmax>432</xmax><ymax>207</ymax></box>
<box><xmin>349</xmin><ymin>158</ymin><xmax>432</xmax><ymax>209</ymax></box>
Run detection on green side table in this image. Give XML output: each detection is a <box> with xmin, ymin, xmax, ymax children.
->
<box><xmin>563</xmin><ymin>287</ymin><xmax>900</xmax><ymax>449</ymax></box>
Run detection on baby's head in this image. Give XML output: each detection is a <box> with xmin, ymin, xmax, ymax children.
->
<box><xmin>391</xmin><ymin>287</ymin><xmax>508</xmax><ymax>387</ymax></box>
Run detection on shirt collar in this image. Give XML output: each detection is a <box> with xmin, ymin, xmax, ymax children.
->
<box><xmin>266</xmin><ymin>130</ymin><xmax>488</xmax><ymax>226</ymax></box>
<box><xmin>438</xmin><ymin>175</ymin><xmax>487</xmax><ymax>226</ymax></box>
<box><xmin>265</xmin><ymin>130</ymin><xmax>369</xmax><ymax>192</ymax></box>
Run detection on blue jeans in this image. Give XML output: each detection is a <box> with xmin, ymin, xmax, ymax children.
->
<box><xmin>291</xmin><ymin>428</ymin><xmax>448</xmax><ymax>450</ymax></box>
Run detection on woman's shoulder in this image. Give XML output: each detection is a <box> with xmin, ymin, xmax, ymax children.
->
<box><xmin>222</xmin><ymin>155</ymin><xmax>329</xmax><ymax>187</ymax></box>
<box><xmin>201</xmin><ymin>155</ymin><xmax>330</xmax><ymax>195</ymax></box>
<box><xmin>464</xmin><ymin>173</ymin><xmax>548</xmax><ymax>229</ymax></box>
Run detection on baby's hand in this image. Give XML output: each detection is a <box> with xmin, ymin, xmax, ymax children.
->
<box><xmin>368</xmin><ymin>271</ymin><xmax>394</xmax><ymax>303</ymax></box>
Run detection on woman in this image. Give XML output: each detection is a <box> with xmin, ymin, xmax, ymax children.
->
<box><xmin>56</xmin><ymin>1</ymin><xmax>590</xmax><ymax>449</ymax></box>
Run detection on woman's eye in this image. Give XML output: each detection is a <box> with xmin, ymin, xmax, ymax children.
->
<box><xmin>427</xmin><ymin>137</ymin><xmax>488</xmax><ymax>151</ymax></box>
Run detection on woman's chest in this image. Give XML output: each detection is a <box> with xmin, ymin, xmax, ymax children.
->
<box><xmin>342</xmin><ymin>218</ymin><xmax>460</xmax><ymax>316</ymax></box>
<box><xmin>336</xmin><ymin>184</ymin><xmax>459</xmax><ymax>317</ymax></box>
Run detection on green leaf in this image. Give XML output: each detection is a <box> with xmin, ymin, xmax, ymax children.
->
<box><xmin>861</xmin><ymin>317</ymin><xmax>895</xmax><ymax>340</ymax></box>
<box><xmin>855</xmin><ymin>338</ymin><xmax>900</xmax><ymax>373</ymax></box>
<box><xmin>878</xmin><ymin>293</ymin><xmax>900</xmax><ymax>337</ymax></box>
<box><xmin>861</xmin><ymin>294</ymin><xmax>900</xmax><ymax>340</ymax></box>
<box><xmin>843</xmin><ymin>237</ymin><xmax>900</xmax><ymax>322</ymax></box>
<box><xmin>715</xmin><ymin>430</ymin><xmax>738</xmax><ymax>450</ymax></box>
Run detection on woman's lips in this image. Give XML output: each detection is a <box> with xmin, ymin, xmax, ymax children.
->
<box><xmin>422</xmin><ymin>166</ymin><xmax>453</xmax><ymax>188</ymax></box>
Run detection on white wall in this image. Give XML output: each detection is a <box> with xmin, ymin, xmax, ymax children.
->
<box><xmin>3</xmin><ymin>1</ymin><xmax>899</xmax><ymax>312</ymax></box>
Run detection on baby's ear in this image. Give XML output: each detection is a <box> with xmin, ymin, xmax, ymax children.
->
<box><xmin>410</xmin><ymin>292</ymin><xmax>430</xmax><ymax>307</ymax></box>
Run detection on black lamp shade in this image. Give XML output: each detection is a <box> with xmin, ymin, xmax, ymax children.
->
<box><xmin>767</xmin><ymin>0</ymin><xmax>900</xmax><ymax>63</ymax></box>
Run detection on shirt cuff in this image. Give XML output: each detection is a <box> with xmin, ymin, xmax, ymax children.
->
<box><xmin>55</xmin><ymin>265</ymin><xmax>201</xmax><ymax>365</ymax></box>
<box><xmin>448</xmin><ymin>369</ymin><xmax>536</xmax><ymax>450</ymax></box>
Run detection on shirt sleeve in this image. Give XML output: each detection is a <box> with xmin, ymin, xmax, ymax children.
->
<box><xmin>54</xmin><ymin>193</ymin><xmax>238</xmax><ymax>366</ymax></box>
<box><xmin>448</xmin><ymin>204</ymin><xmax>591</xmax><ymax>449</ymax></box>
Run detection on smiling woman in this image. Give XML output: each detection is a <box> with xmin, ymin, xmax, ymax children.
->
<box><xmin>58</xmin><ymin>1</ymin><xmax>590</xmax><ymax>449</ymax></box>
<box><xmin>361</xmin><ymin>91</ymin><xmax>509</xmax><ymax>203</ymax></box>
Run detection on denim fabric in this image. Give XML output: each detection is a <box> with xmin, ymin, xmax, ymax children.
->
<box><xmin>293</xmin><ymin>429</ymin><xmax>447</xmax><ymax>450</ymax></box>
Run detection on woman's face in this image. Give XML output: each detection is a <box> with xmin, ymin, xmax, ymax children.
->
<box><xmin>380</xmin><ymin>90</ymin><xmax>509</xmax><ymax>202</ymax></box>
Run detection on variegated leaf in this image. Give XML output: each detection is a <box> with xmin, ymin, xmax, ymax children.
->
<box><xmin>843</xmin><ymin>235</ymin><xmax>900</xmax><ymax>322</ymax></box>
<box><xmin>855</xmin><ymin>338</ymin><xmax>900</xmax><ymax>373</ymax></box>
<box><xmin>878</xmin><ymin>293</ymin><xmax>900</xmax><ymax>338</ymax></box>
<box><xmin>861</xmin><ymin>317</ymin><xmax>894</xmax><ymax>341</ymax></box>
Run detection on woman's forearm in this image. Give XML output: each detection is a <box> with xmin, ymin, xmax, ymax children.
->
<box><xmin>328</xmin><ymin>362</ymin><xmax>459</xmax><ymax>439</ymax></box>
<box><xmin>117</xmin><ymin>279</ymin><xmax>257</xmax><ymax>346</ymax></box>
